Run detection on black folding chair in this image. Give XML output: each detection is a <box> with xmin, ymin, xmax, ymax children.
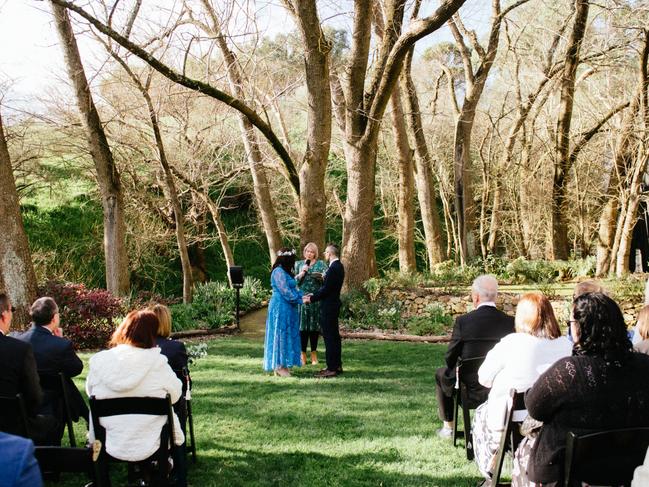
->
<box><xmin>34</xmin><ymin>445</ymin><xmax>95</xmax><ymax>483</ymax></box>
<box><xmin>491</xmin><ymin>389</ymin><xmax>527</xmax><ymax>486</ymax></box>
<box><xmin>58</xmin><ymin>372</ymin><xmax>77</xmax><ymax>447</ymax></box>
<box><xmin>563</xmin><ymin>427</ymin><xmax>649</xmax><ymax>487</ymax></box>
<box><xmin>89</xmin><ymin>394</ymin><xmax>176</xmax><ymax>487</ymax></box>
<box><xmin>182</xmin><ymin>366</ymin><xmax>197</xmax><ymax>463</ymax></box>
<box><xmin>452</xmin><ymin>355</ymin><xmax>488</xmax><ymax>460</ymax></box>
<box><xmin>0</xmin><ymin>393</ymin><xmax>30</xmax><ymax>438</ymax></box>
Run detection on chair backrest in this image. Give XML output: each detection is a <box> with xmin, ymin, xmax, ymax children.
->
<box><xmin>564</xmin><ymin>427</ymin><xmax>649</xmax><ymax>487</ymax></box>
<box><xmin>89</xmin><ymin>394</ymin><xmax>175</xmax><ymax>447</ymax></box>
<box><xmin>457</xmin><ymin>356</ymin><xmax>488</xmax><ymax>409</ymax></box>
<box><xmin>0</xmin><ymin>393</ymin><xmax>30</xmax><ymax>438</ymax></box>
<box><xmin>35</xmin><ymin>446</ymin><xmax>94</xmax><ymax>475</ymax></box>
<box><xmin>456</xmin><ymin>355</ymin><xmax>487</xmax><ymax>381</ymax></box>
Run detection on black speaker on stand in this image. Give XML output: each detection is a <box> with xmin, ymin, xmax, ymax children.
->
<box><xmin>229</xmin><ymin>266</ymin><xmax>244</xmax><ymax>329</ymax></box>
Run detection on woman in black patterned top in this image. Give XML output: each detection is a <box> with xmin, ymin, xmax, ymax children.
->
<box><xmin>520</xmin><ymin>293</ymin><xmax>649</xmax><ymax>486</ymax></box>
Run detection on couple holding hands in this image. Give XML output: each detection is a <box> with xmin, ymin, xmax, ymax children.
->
<box><xmin>263</xmin><ymin>242</ymin><xmax>344</xmax><ymax>378</ymax></box>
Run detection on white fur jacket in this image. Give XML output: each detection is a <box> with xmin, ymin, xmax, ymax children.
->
<box><xmin>86</xmin><ymin>344</ymin><xmax>185</xmax><ymax>461</ymax></box>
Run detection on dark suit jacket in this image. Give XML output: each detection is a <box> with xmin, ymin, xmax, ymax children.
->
<box><xmin>17</xmin><ymin>326</ymin><xmax>86</xmax><ymax>421</ymax></box>
<box><xmin>310</xmin><ymin>259</ymin><xmax>344</xmax><ymax>307</ymax></box>
<box><xmin>0</xmin><ymin>333</ymin><xmax>43</xmax><ymax>416</ymax></box>
<box><xmin>442</xmin><ymin>305</ymin><xmax>515</xmax><ymax>405</ymax></box>
<box><xmin>155</xmin><ymin>336</ymin><xmax>188</xmax><ymax>390</ymax></box>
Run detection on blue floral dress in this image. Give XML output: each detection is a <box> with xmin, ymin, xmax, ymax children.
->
<box><xmin>263</xmin><ymin>267</ymin><xmax>303</xmax><ymax>371</ymax></box>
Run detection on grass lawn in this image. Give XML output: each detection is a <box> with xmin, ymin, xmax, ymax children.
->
<box><xmin>55</xmin><ymin>337</ymin><xmax>484</xmax><ymax>487</ymax></box>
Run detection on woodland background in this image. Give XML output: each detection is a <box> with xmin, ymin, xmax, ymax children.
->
<box><xmin>1</xmin><ymin>0</ymin><xmax>648</xmax><ymax>326</ymax></box>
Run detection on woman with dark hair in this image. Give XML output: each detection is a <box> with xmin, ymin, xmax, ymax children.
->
<box><xmin>513</xmin><ymin>293</ymin><xmax>649</xmax><ymax>486</ymax></box>
<box><xmin>263</xmin><ymin>247</ymin><xmax>303</xmax><ymax>376</ymax></box>
<box><xmin>86</xmin><ymin>309</ymin><xmax>186</xmax><ymax>483</ymax></box>
<box><xmin>472</xmin><ymin>292</ymin><xmax>572</xmax><ymax>479</ymax></box>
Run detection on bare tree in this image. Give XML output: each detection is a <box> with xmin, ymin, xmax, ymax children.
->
<box><xmin>50</xmin><ymin>1</ymin><xmax>130</xmax><ymax>294</ymax></box>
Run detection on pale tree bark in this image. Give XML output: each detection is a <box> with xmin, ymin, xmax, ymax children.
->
<box><xmin>0</xmin><ymin>110</ymin><xmax>37</xmax><ymax>327</ymax></box>
<box><xmin>195</xmin><ymin>0</ymin><xmax>282</xmax><ymax>261</ymax></box>
<box><xmin>596</xmin><ymin>34</ymin><xmax>649</xmax><ymax>275</ymax></box>
<box><xmin>614</xmin><ymin>29</ymin><xmax>649</xmax><ymax>276</ymax></box>
<box><xmin>390</xmin><ymin>84</ymin><xmax>417</xmax><ymax>273</ymax></box>
<box><xmin>284</xmin><ymin>0</ymin><xmax>332</xmax><ymax>252</ymax></box>
<box><xmin>401</xmin><ymin>0</ymin><xmax>444</xmax><ymax>269</ymax></box>
<box><xmin>448</xmin><ymin>0</ymin><xmax>529</xmax><ymax>263</ymax></box>
<box><xmin>374</xmin><ymin>2</ymin><xmax>416</xmax><ymax>273</ymax></box>
<box><xmin>550</xmin><ymin>0</ymin><xmax>590</xmax><ymax>260</ymax></box>
<box><xmin>50</xmin><ymin>2</ymin><xmax>130</xmax><ymax>295</ymax></box>
<box><xmin>340</xmin><ymin>0</ymin><xmax>467</xmax><ymax>289</ymax></box>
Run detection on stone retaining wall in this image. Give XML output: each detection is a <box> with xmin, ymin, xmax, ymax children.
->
<box><xmin>386</xmin><ymin>289</ymin><xmax>643</xmax><ymax>325</ymax></box>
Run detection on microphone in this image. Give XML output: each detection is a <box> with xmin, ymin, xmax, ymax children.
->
<box><xmin>299</xmin><ymin>259</ymin><xmax>311</xmax><ymax>284</ymax></box>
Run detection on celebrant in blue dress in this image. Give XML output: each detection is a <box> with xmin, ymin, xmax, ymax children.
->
<box><xmin>263</xmin><ymin>247</ymin><xmax>303</xmax><ymax>376</ymax></box>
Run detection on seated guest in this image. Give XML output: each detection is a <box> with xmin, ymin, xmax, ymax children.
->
<box><xmin>86</xmin><ymin>309</ymin><xmax>186</xmax><ymax>486</ymax></box>
<box><xmin>633</xmin><ymin>305</ymin><xmax>649</xmax><ymax>355</ymax></box>
<box><xmin>0</xmin><ymin>294</ymin><xmax>57</xmax><ymax>445</ymax></box>
<box><xmin>0</xmin><ymin>431</ymin><xmax>43</xmax><ymax>487</ymax></box>
<box><xmin>472</xmin><ymin>292</ymin><xmax>572</xmax><ymax>479</ymax></box>
<box><xmin>435</xmin><ymin>275</ymin><xmax>515</xmax><ymax>438</ymax></box>
<box><xmin>515</xmin><ymin>293</ymin><xmax>649</xmax><ymax>486</ymax></box>
<box><xmin>150</xmin><ymin>303</ymin><xmax>188</xmax><ymax>430</ymax></box>
<box><xmin>17</xmin><ymin>297</ymin><xmax>87</xmax><ymax>445</ymax></box>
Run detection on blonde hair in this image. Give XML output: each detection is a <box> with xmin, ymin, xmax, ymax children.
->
<box><xmin>515</xmin><ymin>292</ymin><xmax>561</xmax><ymax>339</ymax></box>
<box><xmin>637</xmin><ymin>305</ymin><xmax>649</xmax><ymax>340</ymax></box>
<box><xmin>303</xmin><ymin>242</ymin><xmax>319</xmax><ymax>258</ymax></box>
<box><xmin>573</xmin><ymin>280</ymin><xmax>605</xmax><ymax>300</ymax></box>
<box><xmin>150</xmin><ymin>303</ymin><xmax>172</xmax><ymax>338</ymax></box>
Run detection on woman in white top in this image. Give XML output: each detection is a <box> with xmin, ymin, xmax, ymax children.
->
<box><xmin>87</xmin><ymin>309</ymin><xmax>186</xmax><ymax>485</ymax></box>
<box><xmin>472</xmin><ymin>292</ymin><xmax>572</xmax><ymax>479</ymax></box>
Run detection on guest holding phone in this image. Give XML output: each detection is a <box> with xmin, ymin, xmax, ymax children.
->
<box><xmin>294</xmin><ymin>242</ymin><xmax>328</xmax><ymax>366</ymax></box>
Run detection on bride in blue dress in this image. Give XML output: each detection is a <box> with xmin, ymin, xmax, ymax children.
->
<box><xmin>263</xmin><ymin>247</ymin><xmax>303</xmax><ymax>376</ymax></box>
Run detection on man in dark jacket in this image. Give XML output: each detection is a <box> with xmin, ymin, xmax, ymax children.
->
<box><xmin>305</xmin><ymin>243</ymin><xmax>345</xmax><ymax>378</ymax></box>
<box><xmin>435</xmin><ymin>275</ymin><xmax>514</xmax><ymax>437</ymax></box>
<box><xmin>18</xmin><ymin>297</ymin><xmax>88</xmax><ymax>445</ymax></box>
<box><xmin>0</xmin><ymin>294</ymin><xmax>57</xmax><ymax>444</ymax></box>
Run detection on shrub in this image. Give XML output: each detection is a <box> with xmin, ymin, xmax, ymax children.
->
<box><xmin>170</xmin><ymin>278</ymin><xmax>270</xmax><ymax>332</ymax></box>
<box><xmin>406</xmin><ymin>304</ymin><xmax>454</xmax><ymax>336</ymax></box>
<box><xmin>506</xmin><ymin>257</ymin><xmax>558</xmax><ymax>283</ymax></box>
<box><xmin>609</xmin><ymin>275</ymin><xmax>646</xmax><ymax>303</ymax></box>
<box><xmin>340</xmin><ymin>291</ymin><xmax>404</xmax><ymax>331</ymax></box>
<box><xmin>39</xmin><ymin>281</ymin><xmax>125</xmax><ymax>350</ymax></box>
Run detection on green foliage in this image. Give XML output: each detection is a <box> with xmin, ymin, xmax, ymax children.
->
<box><xmin>340</xmin><ymin>290</ymin><xmax>404</xmax><ymax>331</ymax></box>
<box><xmin>506</xmin><ymin>257</ymin><xmax>558</xmax><ymax>283</ymax></box>
<box><xmin>609</xmin><ymin>275</ymin><xmax>646</xmax><ymax>303</ymax></box>
<box><xmin>406</xmin><ymin>304</ymin><xmax>454</xmax><ymax>336</ymax></box>
<box><xmin>170</xmin><ymin>278</ymin><xmax>270</xmax><ymax>331</ymax></box>
<box><xmin>425</xmin><ymin>260</ymin><xmax>482</xmax><ymax>287</ymax></box>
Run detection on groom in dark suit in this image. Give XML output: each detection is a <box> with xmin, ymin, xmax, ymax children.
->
<box><xmin>304</xmin><ymin>243</ymin><xmax>345</xmax><ymax>378</ymax></box>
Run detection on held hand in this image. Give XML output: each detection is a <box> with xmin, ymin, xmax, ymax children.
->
<box><xmin>301</xmin><ymin>264</ymin><xmax>310</xmax><ymax>273</ymax></box>
<box><xmin>53</xmin><ymin>327</ymin><xmax>63</xmax><ymax>338</ymax></box>
<box><xmin>302</xmin><ymin>295</ymin><xmax>311</xmax><ymax>304</ymax></box>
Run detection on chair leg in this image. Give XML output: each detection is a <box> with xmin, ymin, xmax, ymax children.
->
<box><xmin>187</xmin><ymin>401</ymin><xmax>196</xmax><ymax>463</ymax></box>
<box><xmin>463</xmin><ymin>402</ymin><xmax>474</xmax><ymax>461</ymax></box>
<box><xmin>452</xmin><ymin>392</ymin><xmax>461</xmax><ymax>447</ymax></box>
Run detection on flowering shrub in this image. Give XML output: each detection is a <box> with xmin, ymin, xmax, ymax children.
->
<box><xmin>39</xmin><ymin>281</ymin><xmax>125</xmax><ymax>350</ymax></box>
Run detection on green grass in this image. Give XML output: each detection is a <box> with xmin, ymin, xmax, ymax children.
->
<box><xmin>54</xmin><ymin>337</ymin><xmax>483</xmax><ymax>486</ymax></box>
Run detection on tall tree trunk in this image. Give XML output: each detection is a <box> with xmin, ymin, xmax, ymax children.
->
<box><xmin>402</xmin><ymin>42</ymin><xmax>445</xmax><ymax>268</ymax></box>
<box><xmin>448</xmin><ymin>0</ymin><xmax>526</xmax><ymax>262</ymax></box>
<box><xmin>550</xmin><ymin>0</ymin><xmax>590</xmax><ymax>260</ymax></box>
<box><xmin>389</xmin><ymin>85</ymin><xmax>417</xmax><ymax>273</ymax></box>
<box><xmin>144</xmin><ymin>90</ymin><xmax>193</xmax><ymax>303</ymax></box>
<box><xmin>199</xmin><ymin>1</ymin><xmax>282</xmax><ymax>261</ymax></box>
<box><xmin>51</xmin><ymin>2</ymin><xmax>130</xmax><ymax>294</ymax></box>
<box><xmin>286</xmin><ymin>0</ymin><xmax>332</xmax><ymax>252</ymax></box>
<box><xmin>0</xmin><ymin>110</ymin><xmax>37</xmax><ymax>327</ymax></box>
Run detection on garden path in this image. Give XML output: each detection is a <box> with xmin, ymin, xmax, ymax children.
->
<box><xmin>239</xmin><ymin>306</ymin><xmax>267</xmax><ymax>338</ymax></box>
